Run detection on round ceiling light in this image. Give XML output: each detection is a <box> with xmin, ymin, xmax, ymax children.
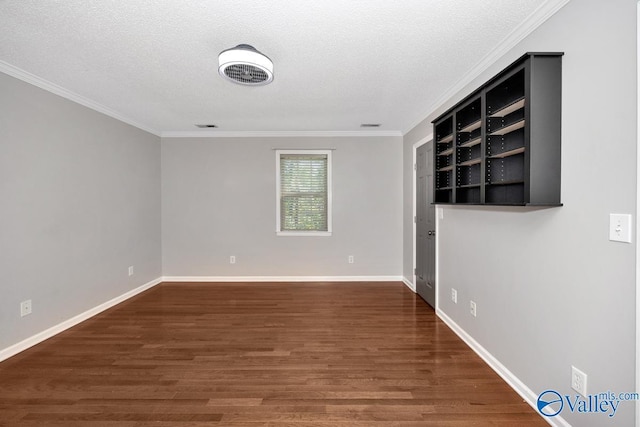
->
<box><xmin>218</xmin><ymin>44</ymin><xmax>273</xmax><ymax>86</ymax></box>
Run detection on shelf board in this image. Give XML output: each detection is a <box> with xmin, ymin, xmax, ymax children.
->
<box><xmin>437</xmin><ymin>133</ymin><xmax>454</xmax><ymax>143</ymax></box>
<box><xmin>458</xmin><ymin>158</ymin><xmax>481</xmax><ymax>167</ymax></box>
<box><xmin>485</xmin><ymin>179</ymin><xmax>525</xmax><ymax>186</ymax></box>
<box><xmin>458</xmin><ymin>184</ymin><xmax>481</xmax><ymax>189</ymax></box>
<box><xmin>436</xmin><ymin>186</ymin><xmax>454</xmax><ymax>191</ymax></box>
<box><xmin>459</xmin><ymin>137</ymin><xmax>481</xmax><ymax>148</ymax></box>
<box><xmin>489</xmin><ymin>119</ymin><xmax>525</xmax><ymax>136</ymax></box>
<box><xmin>488</xmin><ymin>146</ymin><xmax>525</xmax><ymax>159</ymax></box>
<box><xmin>459</xmin><ymin>119</ymin><xmax>481</xmax><ymax>133</ymax></box>
<box><xmin>438</xmin><ymin>148</ymin><xmax>454</xmax><ymax>156</ymax></box>
<box><xmin>485</xmin><ymin>202</ymin><xmax>526</xmax><ymax>206</ymax></box>
<box><xmin>489</xmin><ymin>97</ymin><xmax>525</xmax><ymax>118</ymax></box>
<box><xmin>437</xmin><ymin>165</ymin><xmax>455</xmax><ymax>172</ymax></box>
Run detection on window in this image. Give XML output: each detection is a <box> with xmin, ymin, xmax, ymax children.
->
<box><xmin>276</xmin><ymin>150</ymin><xmax>332</xmax><ymax>236</ymax></box>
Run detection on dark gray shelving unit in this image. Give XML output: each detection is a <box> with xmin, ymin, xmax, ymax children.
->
<box><xmin>434</xmin><ymin>115</ymin><xmax>454</xmax><ymax>203</ymax></box>
<box><xmin>433</xmin><ymin>52</ymin><xmax>563</xmax><ymax>206</ymax></box>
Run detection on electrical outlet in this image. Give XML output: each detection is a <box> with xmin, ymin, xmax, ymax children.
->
<box><xmin>451</xmin><ymin>288</ymin><xmax>457</xmax><ymax>304</ymax></box>
<box><xmin>229</xmin><ymin>255</ymin><xmax>236</xmax><ymax>264</ymax></box>
<box><xmin>470</xmin><ymin>300</ymin><xmax>477</xmax><ymax>317</ymax></box>
<box><xmin>571</xmin><ymin>366</ymin><xmax>588</xmax><ymax>397</ymax></box>
<box><xmin>128</xmin><ymin>266</ymin><xmax>134</xmax><ymax>276</ymax></box>
<box><xmin>20</xmin><ymin>300</ymin><xmax>32</xmax><ymax>317</ymax></box>
<box><xmin>348</xmin><ymin>255</ymin><xmax>354</xmax><ymax>264</ymax></box>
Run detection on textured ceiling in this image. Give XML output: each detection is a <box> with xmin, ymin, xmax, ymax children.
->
<box><xmin>0</xmin><ymin>0</ymin><xmax>563</xmax><ymax>136</ymax></box>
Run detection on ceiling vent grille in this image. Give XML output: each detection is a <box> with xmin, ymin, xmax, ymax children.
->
<box><xmin>218</xmin><ymin>44</ymin><xmax>273</xmax><ymax>86</ymax></box>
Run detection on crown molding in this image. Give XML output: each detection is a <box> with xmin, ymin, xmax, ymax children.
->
<box><xmin>1</xmin><ymin>0</ymin><xmax>570</xmax><ymax>140</ymax></box>
<box><xmin>161</xmin><ymin>130</ymin><xmax>403</xmax><ymax>138</ymax></box>
<box><xmin>402</xmin><ymin>0</ymin><xmax>572</xmax><ymax>135</ymax></box>
<box><xmin>0</xmin><ymin>61</ymin><xmax>161</xmax><ymax>136</ymax></box>
<box><xmin>0</xmin><ymin>61</ymin><xmax>399</xmax><ymax>139</ymax></box>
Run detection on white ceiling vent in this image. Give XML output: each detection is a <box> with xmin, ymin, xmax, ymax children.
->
<box><xmin>218</xmin><ymin>44</ymin><xmax>273</xmax><ymax>86</ymax></box>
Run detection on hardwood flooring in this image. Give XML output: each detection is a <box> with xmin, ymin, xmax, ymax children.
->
<box><xmin>0</xmin><ymin>282</ymin><xmax>546</xmax><ymax>426</ymax></box>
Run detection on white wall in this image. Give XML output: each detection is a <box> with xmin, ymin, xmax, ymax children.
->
<box><xmin>0</xmin><ymin>72</ymin><xmax>162</xmax><ymax>352</ymax></box>
<box><xmin>162</xmin><ymin>136</ymin><xmax>403</xmax><ymax>278</ymax></box>
<box><xmin>403</xmin><ymin>1</ymin><xmax>636</xmax><ymax>426</ymax></box>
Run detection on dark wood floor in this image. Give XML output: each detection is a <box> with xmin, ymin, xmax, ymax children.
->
<box><xmin>0</xmin><ymin>282</ymin><xmax>545</xmax><ymax>426</ymax></box>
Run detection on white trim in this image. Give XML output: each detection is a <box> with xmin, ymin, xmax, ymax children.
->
<box><xmin>276</xmin><ymin>231</ymin><xmax>332</xmax><ymax>237</ymax></box>
<box><xmin>162</xmin><ymin>275</ymin><xmax>404</xmax><ymax>283</ymax></box>
<box><xmin>0</xmin><ymin>277</ymin><xmax>162</xmax><ymax>363</ymax></box>
<box><xmin>402</xmin><ymin>276</ymin><xmax>416</xmax><ymax>292</ymax></box>
<box><xmin>0</xmin><ymin>61</ymin><xmax>160</xmax><ymax>136</ymax></box>
<box><xmin>401</xmin><ymin>0</ymin><xmax>571</xmax><ymax>134</ymax></box>
<box><xmin>161</xmin><ymin>130</ymin><xmax>403</xmax><ymax>138</ymax></box>
<box><xmin>636</xmin><ymin>3</ymin><xmax>640</xmax><ymax>425</ymax></box>
<box><xmin>276</xmin><ymin>149</ymin><xmax>332</xmax><ymax>235</ymax></box>
<box><xmin>437</xmin><ymin>308</ymin><xmax>570</xmax><ymax>427</ymax></box>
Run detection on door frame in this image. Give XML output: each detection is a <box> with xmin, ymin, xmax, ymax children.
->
<box><xmin>413</xmin><ymin>134</ymin><xmax>437</xmax><ymax>309</ymax></box>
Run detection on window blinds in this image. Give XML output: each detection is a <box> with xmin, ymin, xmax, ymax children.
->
<box><xmin>279</xmin><ymin>153</ymin><xmax>328</xmax><ymax>232</ymax></box>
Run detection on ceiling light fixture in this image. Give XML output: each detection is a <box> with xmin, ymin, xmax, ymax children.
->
<box><xmin>360</xmin><ymin>123</ymin><xmax>381</xmax><ymax>128</ymax></box>
<box><xmin>218</xmin><ymin>44</ymin><xmax>273</xmax><ymax>86</ymax></box>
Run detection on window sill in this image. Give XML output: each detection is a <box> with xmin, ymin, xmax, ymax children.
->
<box><xmin>276</xmin><ymin>231</ymin><xmax>332</xmax><ymax>237</ymax></box>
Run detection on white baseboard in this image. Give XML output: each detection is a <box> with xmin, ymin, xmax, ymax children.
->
<box><xmin>161</xmin><ymin>275</ymin><xmax>404</xmax><ymax>283</ymax></box>
<box><xmin>0</xmin><ymin>277</ymin><xmax>162</xmax><ymax>363</ymax></box>
<box><xmin>436</xmin><ymin>309</ymin><xmax>570</xmax><ymax>427</ymax></box>
<box><xmin>402</xmin><ymin>276</ymin><xmax>416</xmax><ymax>292</ymax></box>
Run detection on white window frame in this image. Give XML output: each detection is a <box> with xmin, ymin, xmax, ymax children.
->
<box><xmin>276</xmin><ymin>149</ymin><xmax>332</xmax><ymax>237</ymax></box>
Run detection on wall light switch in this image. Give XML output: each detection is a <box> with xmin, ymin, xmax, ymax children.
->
<box><xmin>609</xmin><ymin>214</ymin><xmax>632</xmax><ymax>243</ymax></box>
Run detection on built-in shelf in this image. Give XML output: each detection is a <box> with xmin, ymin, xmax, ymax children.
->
<box><xmin>459</xmin><ymin>137</ymin><xmax>481</xmax><ymax>148</ymax></box>
<box><xmin>489</xmin><ymin>97</ymin><xmax>525</xmax><ymax>118</ymax></box>
<box><xmin>459</xmin><ymin>120</ymin><xmax>481</xmax><ymax>133</ymax></box>
<box><xmin>489</xmin><ymin>119</ymin><xmax>525</xmax><ymax>136</ymax></box>
<box><xmin>434</xmin><ymin>115</ymin><xmax>454</xmax><ymax>203</ymax></box>
<box><xmin>438</xmin><ymin>134</ymin><xmax>453</xmax><ymax>143</ymax></box>
<box><xmin>433</xmin><ymin>52</ymin><xmax>563</xmax><ymax>206</ymax></box>
<box><xmin>488</xmin><ymin>146</ymin><xmax>525</xmax><ymax>159</ymax></box>
<box><xmin>458</xmin><ymin>158</ymin><xmax>481</xmax><ymax>167</ymax></box>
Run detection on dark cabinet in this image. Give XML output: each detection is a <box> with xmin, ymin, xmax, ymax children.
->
<box><xmin>433</xmin><ymin>52</ymin><xmax>563</xmax><ymax>206</ymax></box>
